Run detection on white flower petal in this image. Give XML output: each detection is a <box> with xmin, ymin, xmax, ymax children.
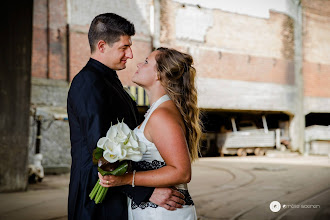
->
<box><xmin>126</xmin><ymin>148</ymin><xmax>139</xmax><ymax>155</ymax></box>
<box><xmin>106</xmin><ymin>125</ymin><xmax>118</xmax><ymax>139</ymax></box>
<box><xmin>97</xmin><ymin>137</ymin><xmax>108</xmax><ymax>150</ymax></box>
<box><xmin>116</xmin><ymin>123</ymin><xmax>124</xmax><ymax>136</ymax></box>
<box><xmin>131</xmin><ymin>131</ymin><xmax>137</xmax><ymax>139</ymax></box>
<box><xmin>104</xmin><ymin>139</ymin><xmax>117</xmax><ymax>151</ymax></box>
<box><xmin>120</xmin><ymin>122</ymin><xmax>131</xmax><ymax>135</ymax></box>
<box><xmin>103</xmin><ymin>150</ymin><xmax>119</xmax><ymax>163</ymax></box>
<box><xmin>120</xmin><ymin>148</ymin><xmax>127</xmax><ymax>159</ymax></box>
<box><xmin>112</xmin><ymin>143</ymin><xmax>122</xmax><ymax>154</ymax></box>
<box><xmin>97</xmin><ymin>121</ymin><xmax>146</xmax><ymax>162</ymax></box>
<box><xmin>128</xmin><ymin>137</ymin><xmax>139</xmax><ymax>148</ymax></box>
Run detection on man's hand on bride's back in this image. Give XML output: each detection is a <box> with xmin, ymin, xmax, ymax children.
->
<box><xmin>149</xmin><ymin>187</ymin><xmax>185</xmax><ymax>211</ymax></box>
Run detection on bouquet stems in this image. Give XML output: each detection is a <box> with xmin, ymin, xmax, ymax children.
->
<box><xmin>89</xmin><ymin>179</ymin><xmax>109</xmax><ymax>204</ymax></box>
<box><xmin>89</xmin><ymin>161</ymin><xmax>129</xmax><ymax>204</ymax></box>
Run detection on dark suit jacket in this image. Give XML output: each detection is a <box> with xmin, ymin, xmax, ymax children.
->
<box><xmin>67</xmin><ymin>58</ymin><xmax>154</xmax><ymax>220</ymax></box>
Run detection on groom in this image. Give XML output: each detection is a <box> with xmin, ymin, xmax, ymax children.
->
<box><xmin>67</xmin><ymin>13</ymin><xmax>184</xmax><ymax>220</ymax></box>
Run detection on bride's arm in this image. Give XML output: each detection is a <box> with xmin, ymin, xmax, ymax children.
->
<box><xmin>99</xmin><ymin>107</ymin><xmax>192</xmax><ymax>188</ymax></box>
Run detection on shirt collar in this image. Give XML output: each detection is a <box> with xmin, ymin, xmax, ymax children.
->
<box><xmin>87</xmin><ymin>58</ymin><xmax>119</xmax><ymax>80</ymax></box>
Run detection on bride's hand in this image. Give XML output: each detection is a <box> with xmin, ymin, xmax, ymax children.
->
<box><xmin>98</xmin><ymin>172</ymin><xmax>130</xmax><ymax>187</ymax></box>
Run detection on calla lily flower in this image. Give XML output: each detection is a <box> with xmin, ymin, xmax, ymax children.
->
<box><xmin>97</xmin><ymin>121</ymin><xmax>146</xmax><ymax>163</ymax></box>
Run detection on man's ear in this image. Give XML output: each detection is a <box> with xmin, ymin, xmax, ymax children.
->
<box><xmin>97</xmin><ymin>40</ymin><xmax>106</xmax><ymax>53</ymax></box>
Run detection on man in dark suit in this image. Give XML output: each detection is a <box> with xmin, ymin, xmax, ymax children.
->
<box><xmin>67</xmin><ymin>13</ymin><xmax>184</xmax><ymax>220</ymax></box>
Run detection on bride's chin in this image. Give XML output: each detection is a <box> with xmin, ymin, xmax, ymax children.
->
<box><xmin>132</xmin><ymin>79</ymin><xmax>142</xmax><ymax>87</ymax></box>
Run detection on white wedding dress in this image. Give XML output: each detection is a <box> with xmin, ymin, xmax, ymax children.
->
<box><xmin>127</xmin><ymin>94</ymin><xmax>197</xmax><ymax>220</ymax></box>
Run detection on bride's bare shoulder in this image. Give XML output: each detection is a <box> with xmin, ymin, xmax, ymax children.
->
<box><xmin>148</xmin><ymin>103</ymin><xmax>185</xmax><ymax>133</ymax></box>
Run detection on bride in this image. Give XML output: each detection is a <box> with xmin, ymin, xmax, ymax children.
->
<box><xmin>99</xmin><ymin>47</ymin><xmax>202</xmax><ymax>220</ymax></box>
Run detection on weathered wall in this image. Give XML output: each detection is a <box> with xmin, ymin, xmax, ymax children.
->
<box><xmin>302</xmin><ymin>0</ymin><xmax>330</xmax><ymax>114</ymax></box>
<box><xmin>31</xmin><ymin>0</ymin><xmax>330</xmax><ymax>111</ymax></box>
<box><xmin>32</xmin><ymin>0</ymin><xmax>48</xmax><ymax>78</ymax></box>
<box><xmin>31</xmin><ymin>78</ymin><xmax>69</xmax><ymax>107</ymax></box>
<box><xmin>158</xmin><ymin>0</ymin><xmax>296</xmax><ymax>113</ymax></box>
<box><xmin>194</xmin><ymin>49</ymin><xmax>294</xmax><ymax>85</ymax></box>
<box><xmin>32</xmin><ymin>0</ymin><xmax>68</xmax><ymax>80</ymax></box>
<box><xmin>29</xmin><ymin>78</ymin><xmax>70</xmax><ymax>171</ymax></box>
<box><xmin>29</xmin><ymin>0</ymin><xmax>330</xmax><ymax>158</ymax></box>
<box><xmin>30</xmin><ymin>0</ymin><xmax>70</xmax><ymax>171</ymax></box>
<box><xmin>197</xmin><ymin>78</ymin><xmax>295</xmax><ymax>114</ymax></box>
<box><xmin>32</xmin><ymin>106</ymin><xmax>71</xmax><ymax>173</ymax></box>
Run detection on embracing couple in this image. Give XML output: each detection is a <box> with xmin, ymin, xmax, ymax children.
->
<box><xmin>67</xmin><ymin>13</ymin><xmax>201</xmax><ymax>220</ymax></box>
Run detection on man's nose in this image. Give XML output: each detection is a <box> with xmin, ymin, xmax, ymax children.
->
<box><xmin>126</xmin><ymin>47</ymin><xmax>133</xmax><ymax>59</ymax></box>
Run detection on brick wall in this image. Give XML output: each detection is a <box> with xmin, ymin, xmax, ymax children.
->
<box><xmin>68</xmin><ymin>25</ymin><xmax>90</xmax><ymax>81</ymax></box>
<box><xmin>303</xmin><ymin>62</ymin><xmax>330</xmax><ymax>97</ymax></box>
<box><xmin>31</xmin><ymin>0</ymin><xmax>330</xmax><ymax>103</ymax></box>
<box><xmin>205</xmin><ymin>10</ymin><xmax>294</xmax><ymax>60</ymax></box>
<box><xmin>31</xmin><ymin>0</ymin><xmax>68</xmax><ymax>80</ymax></box>
<box><xmin>194</xmin><ymin>49</ymin><xmax>294</xmax><ymax>85</ymax></box>
<box><xmin>160</xmin><ymin>1</ymin><xmax>295</xmax><ymax>87</ymax></box>
<box><xmin>28</xmin><ymin>0</ymin><xmax>330</xmax><ymax>159</ymax></box>
<box><xmin>32</xmin><ymin>0</ymin><xmax>47</xmax><ymax>78</ymax></box>
<box><xmin>302</xmin><ymin>0</ymin><xmax>330</xmax><ymax>98</ymax></box>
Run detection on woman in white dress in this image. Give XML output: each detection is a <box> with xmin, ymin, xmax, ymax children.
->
<box><xmin>99</xmin><ymin>47</ymin><xmax>202</xmax><ymax>220</ymax></box>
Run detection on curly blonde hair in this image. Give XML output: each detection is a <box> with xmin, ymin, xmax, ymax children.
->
<box><xmin>155</xmin><ymin>47</ymin><xmax>202</xmax><ymax>162</ymax></box>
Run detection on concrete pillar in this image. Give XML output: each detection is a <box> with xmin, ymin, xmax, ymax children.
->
<box><xmin>289</xmin><ymin>0</ymin><xmax>305</xmax><ymax>153</ymax></box>
<box><xmin>0</xmin><ymin>1</ymin><xmax>33</xmax><ymax>192</ymax></box>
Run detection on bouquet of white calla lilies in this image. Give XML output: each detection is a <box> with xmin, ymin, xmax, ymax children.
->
<box><xmin>96</xmin><ymin>121</ymin><xmax>146</xmax><ymax>163</ymax></box>
<box><xmin>89</xmin><ymin>121</ymin><xmax>146</xmax><ymax>204</ymax></box>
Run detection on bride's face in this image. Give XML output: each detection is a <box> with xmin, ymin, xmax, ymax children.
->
<box><xmin>132</xmin><ymin>50</ymin><xmax>159</xmax><ymax>88</ymax></box>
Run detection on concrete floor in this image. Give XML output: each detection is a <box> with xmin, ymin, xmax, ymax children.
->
<box><xmin>0</xmin><ymin>153</ymin><xmax>329</xmax><ymax>220</ymax></box>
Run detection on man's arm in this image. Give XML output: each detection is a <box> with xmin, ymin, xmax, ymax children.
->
<box><xmin>120</xmin><ymin>185</ymin><xmax>185</xmax><ymax>210</ymax></box>
<box><xmin>120</xmin><ymin>184</ymin><xmax>154</xmax><ymax>205</ymax></box>
<box><xmin>102</xmin><ymin>174</ymin><xmax>185</xmax><ymax>210</ymax></box>
<box><xmin>149</xmin><ymin>187</ymin><xmax>185</xmax><ymax>210</ymax></box>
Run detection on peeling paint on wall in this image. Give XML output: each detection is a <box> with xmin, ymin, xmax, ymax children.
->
<box><xmin>176</xmin><ymin>5</ymin><xmax>213</xmax><ymax>42</ymax></box>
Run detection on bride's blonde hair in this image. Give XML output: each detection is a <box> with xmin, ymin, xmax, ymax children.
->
<box><xmin>155</xmin><ymin>47</ymin><xmax>202</xmax><ymax>162</ymax></box>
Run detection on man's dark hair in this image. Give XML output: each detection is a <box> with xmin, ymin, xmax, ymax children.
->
<box><xmin>88</xmin><ymin>13</ymin><xmax>135</xmax><ymax>53</ymax></box>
